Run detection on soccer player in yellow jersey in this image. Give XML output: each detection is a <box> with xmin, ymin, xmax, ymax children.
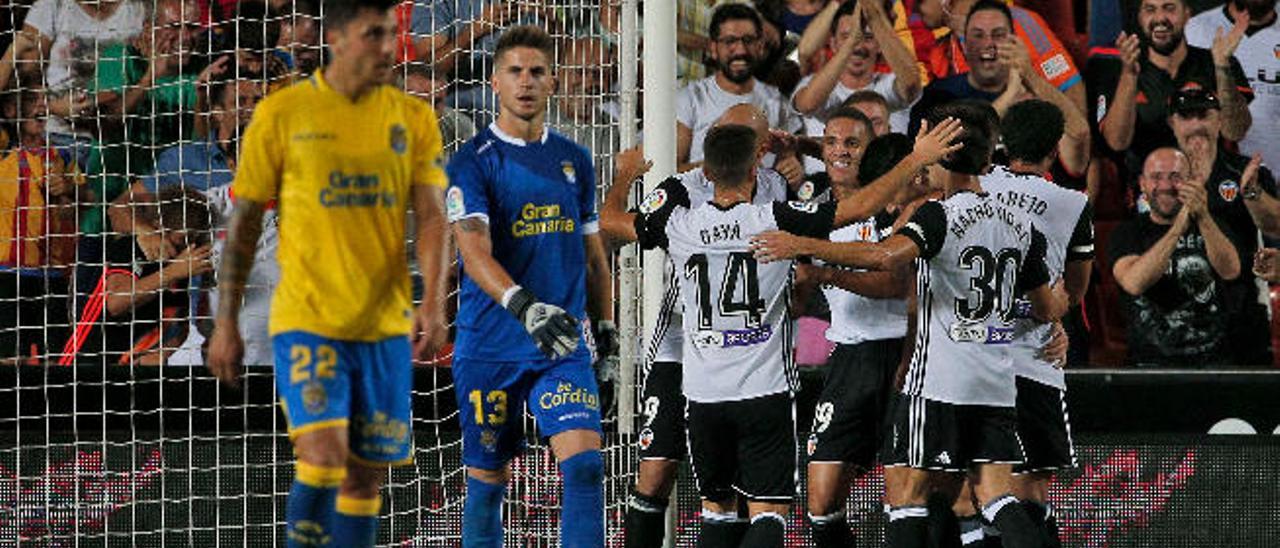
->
<box><xmin>205</xmin><ymin>1</ymin><xmax>449</xmax><ymax>546</ymax></box>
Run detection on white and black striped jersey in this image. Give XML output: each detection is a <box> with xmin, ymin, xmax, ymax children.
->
<box><xmin>897</xmin><ymin>191</ymin><xmax>1051</xmax><ymax>407</ymax></box>
<box><xmin>982</xmin><ymin>166</ymin><xmax>1094</xmax><ymax>389</ymax></box>
<box><xmin>646</xmin><ymin>168</ymin><xmax>790</xmax><ymax>367</ymax></box>
<box><xmin>635</xmin><ymin>178</ymin><xmax>835</xmax><ymax>403</ymax></box>
<box><xmin>821</xmin><ymin>211</ymin><xmax>909</xmax><ymax>345</ymax></box>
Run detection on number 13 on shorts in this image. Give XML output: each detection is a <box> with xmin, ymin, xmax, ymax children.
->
<box><xmin>469</xmin><ymin>390</ymin><xmax>508</xmax><ymax>425</ymax></box>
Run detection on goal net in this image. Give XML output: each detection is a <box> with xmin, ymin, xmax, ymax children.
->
<box><xmin>0</xmin><ymin>0</ymin><xmax>637</xmax><ymax>544</ymax></box>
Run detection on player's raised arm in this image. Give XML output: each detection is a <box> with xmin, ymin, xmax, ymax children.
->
<box><xmin>829</xmin><ymin>118</ymin><xmax>964</xmax><ymax>227</ymax></box>
<box><xmin>598</xmin><ymin>147</ymin><xmax>653</xmax><ymax>243</ymax></box>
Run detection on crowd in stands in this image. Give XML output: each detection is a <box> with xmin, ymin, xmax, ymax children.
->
<box><xmin>1</xmin><ymin>0</ymin><xmax>1278</xmax><ymax>368</ymax></box>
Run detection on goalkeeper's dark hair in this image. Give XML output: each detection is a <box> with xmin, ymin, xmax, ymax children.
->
<box><xmin>1001</xmin><ymin>99</ymin><xmax>1064</xmax><ymax>165</ymax></box>
<box><xmin>709</xmin><ymin>3</ymin><xmax>763</xmax><ymax>40</ymax></box>
<box><xmin>925</xmin><ymin>99</ymin><xmax>999</xmax><ymax>176</ymax></box>
<box><xmin>858</xmin><ymin>133</ymin><xmax>914</xmax><ymax>185</ymax></box>
<box><xmin>826</xmin><ymin>106</ymin><xmax>874</xmax><ymax>140</ymax></box>
<box><xmin>703</xmin><ymin>124</ymin><xmax>759</xmax><ymax>189</ymax></box>
<box><xmin>494</xmin><ymin>25</ymin><xmax>557</xmax><ymax>67</ymax></box>
<box><xmin>322</xmin><ymin>0</ymin><xmax>399</xmax><ymax>30</ymax></box>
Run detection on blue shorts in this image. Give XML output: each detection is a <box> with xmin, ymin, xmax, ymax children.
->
<box><xmin>273</xmin><ymin>331</ymin><xmax>414</xmax><ymax>466</ymax></box>
<box><xmin>452</xmin><ymin>354</ymin><xmax>603</xmax><ymax>469</ymax></box>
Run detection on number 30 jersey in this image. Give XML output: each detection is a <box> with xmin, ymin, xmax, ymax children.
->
<box><xmin>897</xmin><ymin>191</ymin><xmax>1051</xmax><ymax>407</ymax></box>
<box><xmin>635</xmin><ymin>178</ymin><xmax>836</xmax><ymax>403</ymax></box>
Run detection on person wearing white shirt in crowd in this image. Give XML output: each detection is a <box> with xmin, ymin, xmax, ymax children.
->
<box><xmin>1186</xmin><ymin>0</ymin><xmax>1280</xmax><ymax>171</ymax></box>
<box><xmin>791</xmin><ymin>0</ymin><xmax>921</xmax><ymax>162</ymax></box>
<box><xmin>677</xmin><ymin>3</ymin><xmax>805</xmax><ymax>184</ymax></box>
<box><xmin>0</xmin><ymin>0</ymin><xmax>146</xmax><ymax>168</ymax></box>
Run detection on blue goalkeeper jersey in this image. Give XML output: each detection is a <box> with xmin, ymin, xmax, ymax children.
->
<box><xmin>446</xmin><ymin>123</ymin><xmax>598</xmax><ymax>363</ymax></box>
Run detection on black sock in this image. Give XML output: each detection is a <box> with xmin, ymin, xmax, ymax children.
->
<box><xmin>1042</xmin><ymin>504</ymin><xmax>1062</xmax><ymax>548</ymax></box>
<box><xmin>983</xmin><ymin>495</ymin><xmax>1043</xmax><ymax>548</ymax></box>
<box><xmin>740</xmin><ymin>513</ymin><xmax>785</xmax><ymax>547</ymax></box>
<box><xmin>625</xmin><ymin>492</ymin><xmax>669</xmax><ymax>548</ymax></box>
<box><xmin>885</xmin><ymin>506</ymin><xmax>929</xmax><ymax>548</ymax></box>
<box><xmin>809</xmin><ymin>510</ymin><xmax>854</xmax><ymax>548</ymax></box>
<box><xmin>1018</xmin><ymin>501</ymin><xmax>1050</xmax><ymax>547</ymax></box>
<box><xmin>697</xmin><ymin>513</ymin><xmax>748</xmax><ymax>548</ymax></box>
<box><xmin>927</xmin><ymin>493</ymin><xmax>960</xmax><ymax>548</ymax></box>
<box><xmin>958</xmin><ymin>515</ymin><xmax>985</xmax><ymax>547</ymax></box>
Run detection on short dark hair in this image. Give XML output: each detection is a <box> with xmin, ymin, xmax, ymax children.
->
<box><xmin>709</xmin><ymin>3</ymin><xmax>763</xmax><ymax>40</ymax></box>
<box><xmin>206</xmin><ymin>57</ymin><xmax>264</xmax><ymax>108</ymax></box>
<box><xmin>217</xmin><ymin>1</ymin><xmax>281</xmax><ymax>54</ymax></box>
<box><xmin>830</xmin><ymin>1</ymin><xmax>860</xmax><ymax>35</ymax></box>
<box><xmin>843</xmin><ymin>90</ymin><xmax>890</xmax><ymax>113</ymax></box>
<box><xmin>858</xmin><ymin>133</ymin><xmax>914</xmax><ymax>185</ymax></box>
<box><xmin>826</xmin><ymin>106</ymin><xmax>875</xmax><ymax>140</ymax></box>
<box><xmin>322</xmin><ymin>0</ymin><xmax>398</xmax><ymax>30</ymax></box>
<box><xmin>494</xmin><ymin>25</ymin><xmax>556</xmax><ymax>68</ymax></box>
<box><xmin>965</xmin><ymin>0</ymin><xmax>1014</xmax><ymax>32</ymax></box>
<box><xmin>1002</xmin><ymin>99</ymin><xmax>1064</xmax><ymax>165</ymax></box>
<box><xmin>703</xmin><ymin>124</ymin><xmax>759</xmax><ymax>188</ymax></box>
<box><xmin>925</xmin><ymin>99</ymin><xmax>999</xmax><ymax>176</ymax></box>
<box><xmin>146</xmin><ymin>187</ymin><xmax>215</xmax><ymax>248</ymax></box>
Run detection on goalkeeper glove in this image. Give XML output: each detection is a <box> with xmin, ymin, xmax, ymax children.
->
<box><xmin>504</xmin><ymin>286</ymin><xmax>581</xmax><ymax>359</ymax></box>
<box><xmin>592</xmin><ymin>320</ymin><xmax>620</xmax><ymax>419</ymax></box>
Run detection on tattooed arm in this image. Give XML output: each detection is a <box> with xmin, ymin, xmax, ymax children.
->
<box><xmin>452</xmin><ymin>217</ymin><xmax>518</xmax><ymax>302</ymax></box>
<box><xmin>206</xmin><ymin>199</ymin><xmax>266</xmax><ymax>386</ymax></box>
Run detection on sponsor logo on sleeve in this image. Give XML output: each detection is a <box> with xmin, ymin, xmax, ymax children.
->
<box><xmin>1041</xmin><ymin>53</ymin><xmax>1070</xmax><ymax>80</ymax></box>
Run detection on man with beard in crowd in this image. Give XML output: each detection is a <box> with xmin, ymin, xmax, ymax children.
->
<box><xmin>1088</xmin><ymin>0</ymin><xmax>1253</xmax><ymax>174</ymax></box>
<box><xmin>676</xmin><ymin>3</ymin><xmax>805</xmax><ymax>184</ymax></box>
<box><xmin>1187</xmin><ymin>0</ymin><xmax>1280</xmax><ymax>172</ymax></box>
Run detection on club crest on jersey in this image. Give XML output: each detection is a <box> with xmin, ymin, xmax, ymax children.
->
<box><xmin>640</xmin><ymin>188</ymin><xmax>668</xmax><ymax>214</ymax></box>
<box><xmin>797</xmin><ymin>181</ymin><xmax>816</xmax><ymax>201</ymax></box>
<box><xmin>562</xmin><ymin>161</ymin><xmax>577</xmax><ymax>184</ymax></box>
<box><xmin>806</xmin><ymin>433</ymin><xmax>819</xmax><ymax>456</ymax></box>
<box><xmin>390</xmin><ymin>124</ymin><xmax>407</xmax><ymax>155</ymax></box>
<box><xmin>302</xmin><ymin>380</ymin><xmax>327</xmax><ymax>414</ymax></box>
<box><xmin>479</xmin><ymin>429</ymin><xmax>498</xmax><ymax>452</ymax></box>
<box><xmin>446</xmin><ymin>186</ymin><xmax>466</xmax><ymax>220</ymax></box>
<box><xmin>1275</xmin><ymin>44</ymin><xmax>1280</xmax><ymax>60</ymax></box>
<box><xmin>1095</xmin><ymin>95</ymin><xmax>1107</xmax><ymax>123</ymax></box>
<box><xmin>639</xmin><ymin>428</ymin><xmax>654</xmax><ymax>450</ymax></box>
<box><xmin>1219</xmin><ymin>180</ymin><xmax>1240</xmax><ymax>202</ymax></box>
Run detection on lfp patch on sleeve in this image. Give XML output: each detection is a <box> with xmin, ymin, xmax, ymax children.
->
<box><xmin>639</xmin><ymin>188</ymin><xmax>668</xmax><ymax>214</ymax></box>
<box><xmin>446</xmin><ymin>186</ymin><xmax>466</xmax><ymax>220</ymax></box>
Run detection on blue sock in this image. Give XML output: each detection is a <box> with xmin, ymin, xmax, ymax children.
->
<box><xmin>463</xmin><ymin>475</ymin><xmax>506</xmax><ymax>548</ymax></box>
<box><xmin>332</xmin><ymin>494</ymin><xmax>381</xmax><ymax>547</ymax></box>
<box><xmin>559</xmin><ymin>450</ymin><xmax>604</xmax><ymax>548</ymax></box>
<box><xmin>286</xmin><ymin>462</ymin><xmax>344</xmax><ymax>547</ymax></box>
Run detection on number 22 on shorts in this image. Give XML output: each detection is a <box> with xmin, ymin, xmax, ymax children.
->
<box><xmin>469</xmin><ymin>390</ymin><xmax>508</xmax><ymax>425</ymax></box>
<box><xmin>290</xmin><ymin>344</ymin><xmax>337</xmax><ymax>384</ymax></box>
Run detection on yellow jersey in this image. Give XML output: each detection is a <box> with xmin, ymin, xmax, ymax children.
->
<box><xmin>233</xmin><ymin>70</ymin><xmax>447</xmax><ymax>341</ymax></box>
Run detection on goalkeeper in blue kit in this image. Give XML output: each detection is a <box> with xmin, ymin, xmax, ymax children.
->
<box><xmin>444</xmin><ymin>25</ymin><xmax>615</xmax><ymax>547</ymax></box>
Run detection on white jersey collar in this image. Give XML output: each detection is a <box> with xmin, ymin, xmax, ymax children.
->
<box><xmin>489</xmin><ymin>122</ymin><xmax>548</xmax><ymax>146</ymax></box>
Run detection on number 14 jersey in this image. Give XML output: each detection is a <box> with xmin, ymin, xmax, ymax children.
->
<box><xmin>635</xmin><ymin>177</ymin><xmax>836</xmax><ymax>403</ymax></box>
<box><xmin>896</xmin><ymin>190</ymin><xmax>1051</xmax><ymax>407</ymax></box>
